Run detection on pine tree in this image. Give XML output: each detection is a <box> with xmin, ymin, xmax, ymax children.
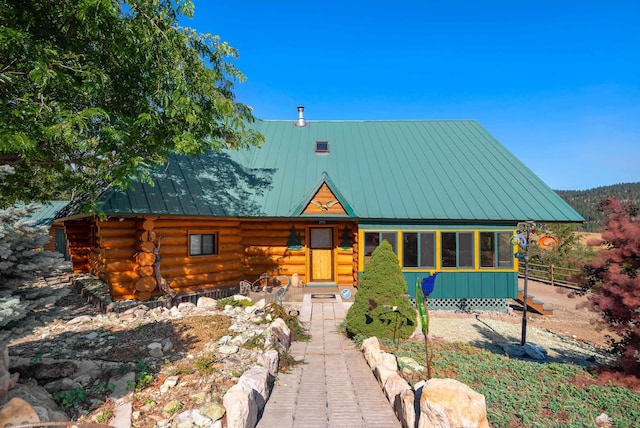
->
<box><xmin>0</xmin><ymin>204</ymin><xmax>62</xmax><ymax>327</ymax></box>
<box><xmin>579</xmin><ymin>198</ymin><xmax>640</xmax><ymax>376</ymax></box>
<box><xmin>345</xmin><ymin>240</ymin><xmax>417</xmax><ymax>339</ymax></box>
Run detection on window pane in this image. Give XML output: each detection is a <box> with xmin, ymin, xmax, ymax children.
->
<box><xmin>190</xmin><ymin>235</ymin><xmax>202</xmax><ymax>255</ymax></box>
<box><xmin>420</xmin><ymin>233</ymin><xmax>435</xmax><ymax>267</ymax></box>
<box><xmin>497</xmin><ymin>232</ymin><xmax>513</xmax><ymax>267</ymax></box>
<box><xmin>311</xmin><ymin>228</ymin><xmax>332</xmax><ymax>248</ymax></box>
<box><xmin>403</xmin><ymin>233</ymin><xmax>418</xmax><ymax>267</ymax></box>
<box><xmin>441</xmin><ymin>232</ymin><xmax>457</xmax><ymax>267</ymax></box>
<box><xmin>480</xmin><ymin>232</ymin><xmax>495</xmax><ymax>267</ymax></box>
<box><xmin>364</xmin><ymin>232</ymin><xmax>380</xmax><ymax>257</ymax></box>
<box><xmin>202</xmin><ymin>234</ymin><xmax>215</xmax><ymax>254</ymax></box>
<box><xmin>381</xmin><ymin>232</ymin><xmax>397</xmax><ymax>254</ymax></box>
<box><xmin>459</xmin><ymin>233</ymin><xmax>474</xmax><ymax>267</ymax></box>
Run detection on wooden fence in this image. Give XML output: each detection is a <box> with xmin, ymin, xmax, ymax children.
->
<box><xmin>518</xmin><ymin>262</ymin><xmax>581</xmax><ymax>289</ymax></box>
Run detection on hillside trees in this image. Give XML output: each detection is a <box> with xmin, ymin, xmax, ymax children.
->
<box><xmin>345</xmin><ymin>240</ymin><xmax>417</xmax><ymax>339</ymax></box>
<box><xmin>0</xmin><ymin>0</ymin><xmax>263</xmax><ymax>208</ymax></box>
<box><xmin>578</xmin><ymin>198</ymin><xmax>640</xmax><ymax>377</ymax></box>
<box><xmin>556</xmin><ymin>182</ymin><xmax>640</xmax><ymax>232</ymax></box>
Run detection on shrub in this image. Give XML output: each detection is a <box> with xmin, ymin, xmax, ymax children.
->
<box><xmin>0</xmin><ymin>204</ymin><xmax>63</xmax><ymax>327</ymax></box>
<box><xmin>577</xmin><ymin>198</ymin><xmax>640</xmax><ymax>377</ymax></box>
<box><xmin>345</xmin><ymin>240</ymin><xmax>416</xmax><ymax>339</ymax></box>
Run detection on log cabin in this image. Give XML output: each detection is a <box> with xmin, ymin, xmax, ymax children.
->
<box><xmin>57</xmin><ymin>107</ymin><xmax>583</xmax><ymax>309</ymax></box>
<box><xmin>23</xmin><ymin>201</ymin><xmax>69</xmax><ymax>259</ymax></box>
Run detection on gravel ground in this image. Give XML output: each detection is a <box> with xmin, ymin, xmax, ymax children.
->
<box><xmin>427</xmin><ymin>311</ymin><xmax>611</xmax><ymax>366</ymax></box>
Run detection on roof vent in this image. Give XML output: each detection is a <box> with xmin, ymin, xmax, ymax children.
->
<box><xmin>315</xmin><ymin>141</ymin><xmax>329</xmax><ymax>154</ymax></box>
<box><xmin>294</xmin><ymin>105</ymin><xmax>308</xmax><ymax>127</ymax></box>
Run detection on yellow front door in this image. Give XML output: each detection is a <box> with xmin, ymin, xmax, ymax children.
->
<box><xmin>310</xmin><ymin>227</ymin><xmax>334</xmax><ymax>282</ymax></box>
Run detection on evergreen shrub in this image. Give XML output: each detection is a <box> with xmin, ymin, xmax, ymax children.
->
<box><xmin>345</xmin><ymin>240</ymin><xmax>416</xmax><ymax>339</ymax></box>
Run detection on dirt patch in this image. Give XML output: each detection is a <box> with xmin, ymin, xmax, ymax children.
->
<box><xmin>507</xmin><ymin>278</ymin><xmax>608</xmax><ymax>348</ymax></box>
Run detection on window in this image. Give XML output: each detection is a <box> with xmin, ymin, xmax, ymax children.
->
<box><xmin>364</xmin><ymin>231</ymin><xmax>397</xmax><ymax>262</ymax></box>
<box><xmin>189</xmin><ymin>233</ymin><xmax>218</xmax><ymax>256</ymax></box>
<box><xmin>315</xmin><ymin>141</ymin><xmax>329</xmax><ymax>154</ymax></box>
<box><xmin>480</xmin><ymin>232</ymin><xmax>513</xmax><ymax>268</ymax></box>
<box><xmin>441</xmin><ymin>232</ymin><xmax>474</xmax><ymax>268</ymax></box>
<box><xmin>403</xmin><ymin>232</ymin><xmax>435</xmax><ymax>268</ymax></box>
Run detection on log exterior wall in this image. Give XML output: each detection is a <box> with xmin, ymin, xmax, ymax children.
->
<box><xmin>64</xmin><ymin>216</ymin><xmax>359</xmax><ymax>301</ymax></box>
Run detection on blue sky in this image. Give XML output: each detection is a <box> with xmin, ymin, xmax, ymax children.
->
<box><xmin>185</xmin><ymin>1</ymin><xmax>639</xmax><ymax>190</ymax></box>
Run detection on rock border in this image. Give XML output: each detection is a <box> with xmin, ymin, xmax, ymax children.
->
<box><xmin>360</xmin><ymin>336</ymin><xmax>490</xmax><ymax>428</ymax></box>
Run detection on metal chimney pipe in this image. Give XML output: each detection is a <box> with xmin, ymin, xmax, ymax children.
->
<box><xmin>294</xmin><ymin>105</ymin><xmax>308</xmax><ymax>127</ymax></box>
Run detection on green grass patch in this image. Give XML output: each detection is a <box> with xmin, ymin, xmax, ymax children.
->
<box><xmin>383</xmin><ymin>338</ymin><xmax>640</xmax><ymax>428</ymax></box>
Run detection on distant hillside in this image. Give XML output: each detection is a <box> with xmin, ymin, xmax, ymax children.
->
<box><xmin>556</xmin><ymin>182</ymin><xmax>640</xmax><ymax>231</ymax></box>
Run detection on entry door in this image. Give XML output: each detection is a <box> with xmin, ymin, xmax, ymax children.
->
<box><xmin>310</xmin><ymin>227</ymin><xmax>334</xmax><ymax>282</ymax></box>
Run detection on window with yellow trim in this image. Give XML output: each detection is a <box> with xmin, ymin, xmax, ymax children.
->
<box><xmin>402</xmin><ymin>232</ymin><xmax>435</xmax><ymax>268</ymax></box>
<box><xmin>480</xmin><ymin>232</ymin><xmax>513</xmax><ymax>268</ymax></box>
<box><xmin>441</xmin><ymin>232</ymin><xmax>474</xmax><ymax>268</ymax></box>
<box><xmin>364</xmin><ymin>231</ymin><xmax>397</xmax><ymax>262</ymax></box>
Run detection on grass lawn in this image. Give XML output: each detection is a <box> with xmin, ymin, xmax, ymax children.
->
<box><xmin>379</xmin><ymin>338</ymin><xmax>640</xmax><ymax>428</ymax></box>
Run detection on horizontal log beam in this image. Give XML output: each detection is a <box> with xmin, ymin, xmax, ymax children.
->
<box><xmin>153</xmin><ymin>219</ymin><xmax>240</xmax><ymax>229</ymax></box>
<box><xmin>160</xmin><ymin>260</ymin><xmax>243</xmax><ymax>277</ymax></box>
<box><xmin>169</xmin><ymin>271</ymin><xmax>241</xmax><ymax>288</ymax></box>
<box><xmin>98</xmin><ymin>218</ymin><xmax>137</xmax><ymax>228</ymax></box>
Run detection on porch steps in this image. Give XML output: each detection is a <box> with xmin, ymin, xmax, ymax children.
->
<box><xmin>515</xmin><ymin>289</ymin><xmax>554</xmax><ymax>315</ymax></box>
<box><xmin>305</xmin><ymin>282</ymin><xmax>339</xmax><ymax>288</ymax></box>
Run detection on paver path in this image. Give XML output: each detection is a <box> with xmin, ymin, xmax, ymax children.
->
<box><xmin>257</xmin><ymin>294</ymin><xmax>401</xmax><ymax>428</ymax></box>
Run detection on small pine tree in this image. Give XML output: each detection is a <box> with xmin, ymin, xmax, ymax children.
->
<box><xmin>0</xmin><ymin>204</ymin><xmax>62</xmax><ymax>327</ymax></box>
<box><xmin>345</xmin><ymin>240</ymin><xmax>417</xmax><ymax>339</ymax></box>
<box><xmin>578</xmin><ymin>198</ymin><xmax>640</xmax><ymax>377</ymax></box>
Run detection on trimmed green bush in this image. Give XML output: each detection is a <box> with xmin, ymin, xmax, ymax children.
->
<box><xmin>345</xmin><ymin>240</ymin><xmax>416</xmax><ymax>339</ymax></box>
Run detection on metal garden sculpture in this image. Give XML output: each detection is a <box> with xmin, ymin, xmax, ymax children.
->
<box><xmin>514</xmin><ymin>221</ymin><xmax>557</xmax><ymax>346</ymax></box>
<box><xmin>417</xmin><ymin>272</ymin><xmax>439</xmax><ymax>379</ymax></box>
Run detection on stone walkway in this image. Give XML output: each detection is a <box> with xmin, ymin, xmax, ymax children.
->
<box><xmin>257</xmin><ymin>294</ymin><xmax>401</xmax><ymax>428</ymax></box>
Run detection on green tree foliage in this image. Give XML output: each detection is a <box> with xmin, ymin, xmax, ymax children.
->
<box><xmin>527</xmin><ymin>223</ymin><xmax>594</xmax><ymax>268</ymax></box>
<box><xmin>0</xmin><ymin>204</ymin><xmax>62</xmax><ymax>327</ymax></box>
<box><xmin>577</xmin><ymin>198</ymin><xmax>640</xmax><ymax>377</ymax></box>
<box><xmin>345</xmin><ymin>240</ymin><xmax>417</xmax><ymax>339</ymax></box>
<box><xmin>0</xmin><ymin>0</ymin><xmax>263</xmax><ymax>208</ymax></box>
<box><xmin>556</xmin><ymin>182</ymin><xmax>640</xmax><ymax>232</ymax></box>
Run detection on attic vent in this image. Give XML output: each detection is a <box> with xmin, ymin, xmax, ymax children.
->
<box><xmin>315</xmin><ymin>141</ymin><xmax>329</xmax><ymax>154</ymax></box>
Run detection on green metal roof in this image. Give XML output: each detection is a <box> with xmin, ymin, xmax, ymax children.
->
<box><xmin>21</xmin><ymin>201</ymin><xmax>69</xmax><ymax>226</ymax></box>
<box><xmin>93</xmin><ymin>119</ymin><xmax>583</xmax><ymax>223</ymax></box>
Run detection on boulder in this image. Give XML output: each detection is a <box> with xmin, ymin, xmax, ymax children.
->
<box><xmin>500</xmin><ymin>342</ymin><xmax>548</xmax><ymax>360</ymax></box>
<box><xmin>110</xmin><ymin>398</ymin><xmax>132</xmax><ymax>428</ymax></box>
<box><xmin>257</xmin><ymin>349</ymin><xmax>280</xmax><ymax>376</ymax></box>
<box><xmin>4</xmin><ymin>379</ymin><xmax>69</xmax><ymax>422</ymax></box>
<box><xmin>238</xmin><ymin>366</ymin><xmax>273</xmax><ymax>414</ymax></box>
<box><xmin>361</xmin><ymin>337</ymin><xmax>398</xmax><ymax>372</ymax></box>
<box><xmin>418</xmin><ymin>378</ymin><xmax>489</xmax><ymax>428</ymax></box>
<box><xmin>199</xmin><ymin>401</ymin><xmax>226</xmax><ymax>422</ymax></box>
<box><xmin>196</xmin><ymin>296</ymin><xmax>218</xmax><ymax>309</ymax></box>
<box><xmin>383</xmin><ymin>372</ymin><xmax>412</xmax><ymax>415</ymax></box>
<box><xmin>223</xmin><ymin>382</ymin><xmax>258</xmax><ymax>428</ymax></box>
<box><xmin>147</xmin><ymin>342</ymin><xmax>164</xmax><ymax>358</ymax></box>
<box><xmin>398</xmin><ymin>388</ymin><xmax>417</xmax><ymax>428</ymax></box>
<box><xmin>269</xmin><ymin>318</ymin><xmax>291</xmax><ymax>353</ymax></box>
<box><xmin>0</xmin><ymin>397</ymin><xmax>40</xmax><ymax>427</ymax></box>
<box><xmin>374</xmin><ymin>365</ymin><xmax>398</xmax><ymax>388</ymax></box>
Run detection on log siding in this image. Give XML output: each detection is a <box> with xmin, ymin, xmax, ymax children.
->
<box><xmin>65</xmin><ymin>216</ymin><xmax>358</xmax><ymax>301</ymax></box>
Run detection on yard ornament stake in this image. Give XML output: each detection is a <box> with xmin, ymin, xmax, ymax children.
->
<box><xmin>516</xmin><ymin>221</ymin><xmax>535</xmax><ymax>346</ymax></box>
<box><xmin>417</xmin><ymin>272</ymin><xmax>439</xmax><ymax>379</ymax></box>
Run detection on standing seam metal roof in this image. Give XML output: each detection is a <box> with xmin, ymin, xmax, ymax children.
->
<box><xmin>95</xmin><ymin>119</ymin><xmax>583</xmax><ymax>223</ymax></box>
